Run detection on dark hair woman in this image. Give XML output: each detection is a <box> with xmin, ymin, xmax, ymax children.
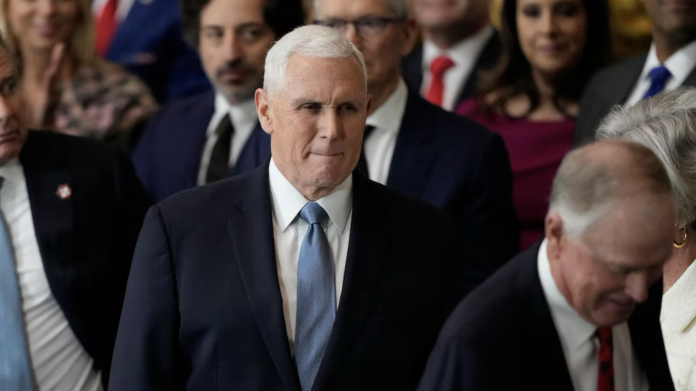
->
<box><xmin>456</xmin><ymin>0</ymin><xmax>610</xmax><ymax>250</ymax></box>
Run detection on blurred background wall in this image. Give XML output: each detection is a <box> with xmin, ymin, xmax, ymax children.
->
<box><xmin>489</xmin><ymin>0</ymin><xmax>652</xmax><ymax>61</ymax></box>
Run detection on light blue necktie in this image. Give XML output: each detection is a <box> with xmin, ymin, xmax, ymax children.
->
<box><xmin>0</xmin><ymin>177</ymin><xmax>33</xmax><ymax>391</ymax></box>
<box><xmin>294</xmin><ymin>202</ymin><xmax>335</xmax><ymax>391</ymax></box>
<box><xmin>642</xmin><ymin>65</ymin><xmax>672</xmax><ymax>99</ymax></box>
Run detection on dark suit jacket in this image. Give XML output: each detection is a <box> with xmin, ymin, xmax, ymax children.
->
<box><xmin>18</xmin><ymin>131</ymin><xmax>149</xmax><ymax>387</ymax></box>
<box><xmin>104</xmin><ymin>0</ymin><xmax>210</xmax><ymax>102</ymax></box>
<box><xmin>109</xmin><ymin>162</ymin><xmax>475</xmax><ymax>391</ymax></box>
<box><xmin>131</xmin><ymin>91</ymin><xmax>271</xmax><ymax>202</ymax></box>
<box><xmin>418</xmin><ymin>241</ymin><xmax>675</xmax><ymax>391</ymax></box>
<box><xmin>575</xmin><ymin>52</ymin><xmax>696</xmax><ymax>145</ymax></box>
<box><xmin>402</xmin><ymin>33</ymin><xmax>502</xmax><ymax>108</ymax></box>
<box><xmin>388</xmin><ymin>92</ymin><xmax>517</xmax><ymax>275</ymax></box>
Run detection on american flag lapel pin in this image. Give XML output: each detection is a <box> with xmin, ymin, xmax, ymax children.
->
<box><xmin>55</xmin><ymin>184</ymin><xmax>72</xmax><ymax>200</ymax></box>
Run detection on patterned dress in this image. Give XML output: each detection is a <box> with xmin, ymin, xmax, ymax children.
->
<box><xmin>44</xmin><ymin>61</ymin><xmax>158</xmax><ymax>148</ymax></box>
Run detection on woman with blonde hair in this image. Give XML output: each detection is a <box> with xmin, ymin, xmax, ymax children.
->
<box><xmin>0</xmin><ymin>0</ymin><xmax>157</xmax><ymax>149</ymax></box>
<box><xmin>597</xmin><ymin>87</ymin><xmax>696</xmax><ymax>391</ymax></box>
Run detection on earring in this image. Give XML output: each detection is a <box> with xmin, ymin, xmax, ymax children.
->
<box><xmin>674</xmin><ymin>226</ymin><xmax>688</xmax><ymax>248</ymax></box>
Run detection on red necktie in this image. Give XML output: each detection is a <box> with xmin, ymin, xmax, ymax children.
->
<box><xmin>425</xmin><ymin>55</ymin><xmax>455</xmax><ymax>107</ymax></box>
<box><xmin>596</xmin><ymin>327</ymin><xmax>615</xmax><ymax>391</ymax></box>
<box><xmin>95</xmin><ymin>0</ymin><xmax>118</xmax><ymax>56</ymax></box>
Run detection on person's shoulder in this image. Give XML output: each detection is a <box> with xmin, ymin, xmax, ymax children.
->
<box><xmin>154</xmin><ymin>90</ymin><xmax>214</xmax><ymax>117</ymax></box>
<box><xmin>586</xmin><ymin>53</ymin><xmax>647</xmax><ymax>89</ymax></box>
<box><xmin>156</xmin><ymin>164</ymin><xmax>263</xmax><ymax>220</ymax></box>
<box><xmin>408</xmin><ymin>93</ymin><xmax>495</xmax><ymax>143</ymax></box>
<box><xmin>435</xmin><ymin>252</ymin><xmax>535</xmax><ymax>347</ymax></box>
<box><xmin>20</xmin><ymin>131</ymin><xmax>125</xmax><ymax>170</ymax></box>
<box><xmin>359</xmin><ymin>176</ymin><xmax>459</xmax><ymax>233</ymax></box>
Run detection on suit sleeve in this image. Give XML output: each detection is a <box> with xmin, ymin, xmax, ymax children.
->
<box><xmin>130</xmin><ymin>109</ymin><xmax>163</xmax><ymax>204</ymax></box>
<box><xmin>109</xmin><ymin>206</ymin><xmax>185</xmax><ymax>391</ymax></box>
<box><xmin>463</xmin><ymin>133</ymin><xmax>519</xmax><ymax>281</ymax></box>
<box><xmin>417</xmin><ymin>339</ymin><xmax>486</xmax><ymax>391</ymax></box>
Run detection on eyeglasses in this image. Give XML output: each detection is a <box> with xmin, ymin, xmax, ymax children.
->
<box><xmin>313</xmin><ymin>17</ymin><xmax>405</xmax><ymax>37</ymax></box>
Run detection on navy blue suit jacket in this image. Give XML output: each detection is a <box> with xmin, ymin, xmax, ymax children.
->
<box><xmin>104</xmin><ymin>0</ymin><xmax>210</xmax><ymax>102</ymax></box>
<box><xmin>389</xmin><ymin>92</ymin><xmax>518</xmax><ymax>274</ymax></box>
<box><xmin>109</xmin><ymin>163</ymin><xmax>475</xmax><ymax>391</ymax></box>
<box><xmin>131</xmin><ymin>91</ymin><xmax>270</xmax><ymax>202</ymax></box>
<box><xmin>20</xmin><ymin>131</ymin><xmax>149</xmax><ymax>388</ymax></box>
<box><xmin>418</xmin><ymin>241</ymin><xmax>675</xmax><ymax>391</ymax></box>
<box><xmin>402</xmin><ymin>33</ymin><xmax>501</xmax><ymax>109</ymax></box>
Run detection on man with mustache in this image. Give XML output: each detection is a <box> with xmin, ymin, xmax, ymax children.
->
<box><xmin>419</xmin><ymin>140</ymin><xmax>676</xmax><ymax>390</ymax></box>
<box><xmin>132</xmin><ymin>0</ymin><xmax>305</xmax><ymax>202</ymax></box>
<box><xmin>0</xmin><ymin>36</ymin><xmax>149</xmax><ymax>389</ymax></box>
<box><xmin>575</xmin><ymin>0</ymin><xmax>696</xmax><ymax>144</ymax></box>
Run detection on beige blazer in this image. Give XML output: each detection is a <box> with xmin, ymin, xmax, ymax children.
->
<box><xmin>661</xmin><ymin>260</ymin><xmax>696</xmax><ymax>391</ymax></box>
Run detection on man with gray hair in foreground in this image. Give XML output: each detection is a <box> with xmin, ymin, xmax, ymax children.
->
<box><xmin>418</xmin><ymin>140</ymin><xmax>676</xmax><ymax>390</ymax></box>
<box><xmin>109</xmin><ymin>25</ymin><xmax>472</xmax><ymax>391</ymax></box>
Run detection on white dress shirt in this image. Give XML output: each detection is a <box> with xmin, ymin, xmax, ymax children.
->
<box><xmin>197</xmin><ymin>94</ymin><xmax>259</xmax><ymax>185</ymax></box>
<box><xmin>537</xmin><ymin>239</ymin><xmax>647</xmax><ymax>391</ymax></box>
<box><xmin>661</xmin><ymin>259</ymin><xmax>696</xmax><ymax>391</ymax></box>
<box><xmin>268</xmin><ymin>159</ymin><xmax>352</xmax><ymax>352</ymax></box>
<box><xmin>421</xmin><ymin>25</ymin><xmax>494</xmax><ymax>111</ymax></box>
<box><xmin>92</xmin><ymin>0</ymin><xmax>136</xmax><ymax>22</ymax></box>
<box><xmin>364</xmin><ymin>79</ymin><xmax>408</xmax><ymax>185</ymax></box>
<box><xmin>624</xmin><ymin>40</ymin><xmax>696</xmax><ymax>107</ymax></box>
<box><xmin>0</xmin><ymin>159</ymin><xmax>102</xmax><ymax>391</ymax></box>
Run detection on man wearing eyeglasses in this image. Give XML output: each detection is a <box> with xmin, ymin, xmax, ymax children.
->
<box><xmin>313</xmin><ymin>0</ymin><xmax>519</xmax><ymax>278</ymax></box>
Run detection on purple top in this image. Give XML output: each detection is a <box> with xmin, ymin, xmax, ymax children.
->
<box><xmin>456</xmin><ymin>98</ymin><xmax>575</xmax><ymax>251</ymax></box>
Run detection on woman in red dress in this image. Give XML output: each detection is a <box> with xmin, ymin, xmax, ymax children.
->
<box><xmin>456</xmin><ymin>0</ymin><xmax>610</xmax><ymax>250</ymax></box>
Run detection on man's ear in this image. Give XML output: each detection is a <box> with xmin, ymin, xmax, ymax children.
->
<box><xmin>545</xmin><ymin>212</ymin><xmax>565</xmax><ymax>261</ymax></box>
<box><xmin>255</xmin><ymin>88</ymin><xmax>273</xmax><ymax>135</ymax></box>
<box><xmin>400</xmin><ymin>19</ymin><xmax>419</xmax><ymax>56</ymax></box>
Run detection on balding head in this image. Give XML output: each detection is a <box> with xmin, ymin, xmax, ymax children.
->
<box><xmin>550</xmin><ymin>140</ymin><xmax>673</xmax><ymax>239</ymax></box>
<box><xmin>545</xmin><ymin>140</ymin><xmax>674</xmax><ymax>328</ymax></box>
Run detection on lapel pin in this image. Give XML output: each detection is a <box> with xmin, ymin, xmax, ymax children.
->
<box><xmin>55</xmin><ymin>184</ymin><xmax>72</xmax><ymax>200</ymax></box>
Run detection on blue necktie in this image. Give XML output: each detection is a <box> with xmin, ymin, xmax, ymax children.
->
<box><xmin>295</xmin><ymin>202</ymin><xmax>335</xmax><ymax>391</ymax></box>
<box><xmin>642</xmin><ymin>66</ymin><xmax>672</xmax><ymax>99</ymax></box>
<box><xmin>0</xmin><ymin>177</ymin><xmax>33</xmax><ymax>391</ymax></box>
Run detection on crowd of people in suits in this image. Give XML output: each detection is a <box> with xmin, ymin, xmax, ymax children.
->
<box><xmin>1</xmin><ymin>0</ymin><xmax>696</xmax><ymax>390</ymax></box>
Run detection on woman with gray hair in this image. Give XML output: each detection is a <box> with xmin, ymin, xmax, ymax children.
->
<box><xmin>596</xmin><ymin>87</ymin><xmax>696</xmax><ymax>390</ymax></box>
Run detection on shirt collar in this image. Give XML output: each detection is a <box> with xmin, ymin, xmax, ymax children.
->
<box><xmin>422</xmin><ymin>25</ymin><xmax>494</xmax><ymax>71</ymax></box>
<box><xmin>0</xmin><ymin>158</ymin><xmax>24</xmax><ymax>184</ymax></box>
<box><xmin>365</xmin><ymin>79</ymin><xmax>408</xmax><ymax>134</ymax></box>
<box><xmin>210</xmin><ymin>93</ymin><xmax>258</xmax><ymax>135</ymax></box>
<box><xmin>538</xmin><ymin>238</ymin><xmax>597</xmax><ymax>352</ymax></box>
<box><xmin>639</xmin><ymin>40</ymin><xmax>696</xmax><ymax>85</ymax></box>
<box><xmin>268</xmin><ymin>158</ymin><xmax>353</xmax><ymax>234</ymax></box>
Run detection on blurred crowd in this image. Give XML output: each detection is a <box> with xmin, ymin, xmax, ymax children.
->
<box><xmin>1</xmin><ymin>0</ymin><xmax>696</xmax><ymax>390</ymax></box>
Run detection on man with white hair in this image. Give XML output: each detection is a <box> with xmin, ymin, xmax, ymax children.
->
<box><xmin>313</xmin><ymin>0</ymin><xmax>518</xmax><ymax>274</ymax></box>
<box><xmin>109</xmin><ymin>25</ymin><xmax>473</xmax><ymax>391</ymax></box>
<box><xmin>418</xmin><ymin>140</ymin><xmax>676</xmax><ymax>390</ymax></box>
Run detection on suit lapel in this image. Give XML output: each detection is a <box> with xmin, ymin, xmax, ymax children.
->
<box><xmin>312</xmin><ymin>173</ymin><xmax>388</xmax><ymax>390</ymax></box>
<box><xmin>106</xmin><ymin>0</ymin><xmax>149</xmax><ymax>60</ymax></box>
<box><xmin>229</xmin><ymin>123</ymin><xmax>271</xmax><ymax>177</ymax></box>
<box><xmin>614</xmin><ymin>55</ymin><xmax>648</xmax><ymax>106</ymax></box>
<box><xmin>19</xmin><ymin>138</ymin><xmax>75</xmax><ymax>305</ymax></box>
<box><xmin>226</xmin><ymin>165</ymin><xmax>300</xmax><ymax>391</ymax></box>
<box><xmin>171</xmin><ymin>93</ymin><xmax>214</xmax><ymax>190</ymax></box>
<box><xmin>386</xmin><ymin>92</ymin><xmax>437</xmax><ymax>199</ymax></box>
<box><xmin>402</xmin><ymin>45</ymin><xmax>424</xmax><ymax>93</ymax></box>
<box><xmin>517</xmin><ymin>244</ymin><xmax>575</xmax><ymax>389</ymax></box>
<box><xmin>683</xmin><ymin>65</ymin><xmax>696</xmax><ymax>89</ymax></box>
<box><xmin>628</xmin><ymin>282</ymin><xmax>675</xmax><ymax>390</ymax></box>
<box><xmin>456</xmin><ymin>33</ymin><xmax>501</xmax><ymax>105</ymax></box>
